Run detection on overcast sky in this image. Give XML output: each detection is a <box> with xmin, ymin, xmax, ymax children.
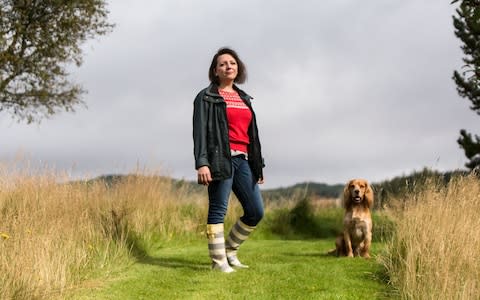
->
<box><xmin>1</xmin><ymin>0</ymin><xmax>477</xmax><ymax>189</ymax></box>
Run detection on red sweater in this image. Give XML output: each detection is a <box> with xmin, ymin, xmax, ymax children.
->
<box><xmin>219</xmin><ymin>89</ymin><xmax>252</xmax><ymax>153</ymax></box>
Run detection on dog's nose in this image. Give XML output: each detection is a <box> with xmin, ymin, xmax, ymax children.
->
<box><xmin>354</xmin><ymin>189</ymin><xmax>360</xmax><ymax>194</ymax></box>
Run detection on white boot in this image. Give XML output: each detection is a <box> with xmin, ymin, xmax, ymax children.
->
<box><xmin>207</xmin><ymin>223</ymin><xmax>235</xmax><ymax>273</ymax></box>
<box><xmin>225</xmin><ymin>220</ymin><xmax>255</xmax><ymax>268</ymax></box>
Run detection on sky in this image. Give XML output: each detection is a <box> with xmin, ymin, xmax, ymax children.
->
<box><xmin>1</xmin><ymin>0</ymin><xmax>478</xmax><ymax>189</ymax></box>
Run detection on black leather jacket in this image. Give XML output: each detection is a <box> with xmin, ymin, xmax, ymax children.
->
<box><xmin>193</xmin><ymin>84</ymin><xmax>264</xmax><ymax>181</ymax></box>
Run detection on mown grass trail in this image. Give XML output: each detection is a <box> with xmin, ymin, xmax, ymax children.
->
<box><xmin>70</xmin><ymin>239</ymin><xmax>394</xmax><ymax>300</ymax></box>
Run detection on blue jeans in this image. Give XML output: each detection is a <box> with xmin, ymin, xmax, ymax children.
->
<box><xmin>207</xmin><ymin>156</ymin><xmax>264</xmax><ymax>226</ymax></box>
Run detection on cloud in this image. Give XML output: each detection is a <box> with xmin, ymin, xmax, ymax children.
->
<box><xmin>1</xmin><ymin>0</ymin><xmax>476</xmax><ymax>189</ymax></box>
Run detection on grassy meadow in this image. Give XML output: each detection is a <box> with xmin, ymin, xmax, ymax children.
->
<box><xmin>381</xmin><ymin>174</ymin><xmax>480</xmax><ymax>299</ymax></box>
<box><xmin>0</xmin><ymin>162</ymin><xmax>479</xmax><ymax>299</ymax></box>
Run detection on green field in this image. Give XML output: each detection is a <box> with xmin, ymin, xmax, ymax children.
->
<box><xmin>71</xmin><ymin>239</ymin><xmax>394</xmax><ymax>300</ymax></box>
<box><xmin>5</xmin><ymin>172</ymin><xmax>478</xmax><ymax>299</ymax></box>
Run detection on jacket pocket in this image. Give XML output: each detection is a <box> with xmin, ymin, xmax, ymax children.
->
<box><xmin>208</xmin><ymin>146</ymin><xmax>221</xmax><ymax>177</ymax></box>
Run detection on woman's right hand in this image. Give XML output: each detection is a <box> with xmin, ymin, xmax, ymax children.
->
<box><xmin>197</xmin><ymin>166</ymin><xmax>212</xmax><ymax>186</ymax></box>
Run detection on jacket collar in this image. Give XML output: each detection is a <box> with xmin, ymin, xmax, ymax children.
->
<box><xmin>205</xmin><ymin>83</ymin><xmax>253</xmax><ymax>101</ymax></box>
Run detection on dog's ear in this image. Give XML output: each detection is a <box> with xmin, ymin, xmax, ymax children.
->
<box><xmin>343</xmin><ymin>180</ymin><xmax>352</xmax><ymax>208</ymax></box>
<box><xmin>365</xmin><ymin>181</ymin><xmax>374</xmax><ymax>208</ymax></box>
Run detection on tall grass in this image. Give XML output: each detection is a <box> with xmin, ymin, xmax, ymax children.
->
<box><xmin>381</xmin><ymin>174</ymin><xmax>480</xmax><ymax>299</ymax></box>
<box><xmin>0</xmin><ymin>163</ymin><xmax>360</xmax><ymax>299</ymax></box>
<box><xmin>0</xmin><ymin>164</ymin><xmax>227</xmax><ymax>299</ymax></box>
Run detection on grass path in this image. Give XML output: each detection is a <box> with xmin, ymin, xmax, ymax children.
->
<box><xmin>70</xmin><ymin>239</ymin><xmax>395</xmax><ymax>300</ymax></box>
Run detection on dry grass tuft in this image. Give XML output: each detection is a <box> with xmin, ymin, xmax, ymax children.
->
<box><xmin>381</xmin><ymin>174</ymin><xmax>480</xmax><ymax>299</ymax></box>
<box><xmin>0</xmin><ymin>163</ymin><xmax>219</xmax><ymax>299</ymax></box>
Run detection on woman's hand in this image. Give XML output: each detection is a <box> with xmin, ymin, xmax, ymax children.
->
<box><xmin>258</xmin><ymin>177</ymin><xmax>264</xmax><ymax>184</ymax></box>
<box><xmin>197</xmin><ymin>166</ymin><xmax>212</xmax><ymax>186</ymax></box>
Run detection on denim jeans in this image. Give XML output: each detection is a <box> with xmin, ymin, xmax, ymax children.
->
<box><xmin>207</xmin><ymin>156</ymin><xmax>264</xmax><ymax>226</ymax></box>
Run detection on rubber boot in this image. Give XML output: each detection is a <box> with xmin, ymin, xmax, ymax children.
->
<box><xmin>225</xmin><ymin>220</ymin><xmax>255</xmax><ymax>268</ymax></box>
<box><xmin>206</xmin><ymin>223</ymin><xmax>235</xmax><ymax>273</ymax></box>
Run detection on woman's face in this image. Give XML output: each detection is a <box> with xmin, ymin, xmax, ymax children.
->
<box><xmin>215</xmin><ymin>54</ymin><xmax>238</xmax><ymax>84</ymax></box>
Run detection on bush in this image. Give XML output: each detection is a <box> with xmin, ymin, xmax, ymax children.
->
<box><xmin>263</xmin><ymin>197</ymin><xmax>394</xmax><ymax>243</ymax></box>
<box><xmin>264</xmin><ymin>198</ymin><xmax>342</xmax><ymax>239</ymax></box>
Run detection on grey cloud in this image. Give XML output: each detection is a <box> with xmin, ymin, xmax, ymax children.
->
<box><xmin>1</xmin><ymin>0</ymin><xmax>475</xmax><ymax>189</ymax></box>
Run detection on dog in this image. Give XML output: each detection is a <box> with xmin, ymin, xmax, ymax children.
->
<box><xmin>333</xmin><ymin>179</ymin><xmax>374</xmax><ymax>258</ymax></box>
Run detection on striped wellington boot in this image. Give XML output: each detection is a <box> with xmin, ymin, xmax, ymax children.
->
<box><xmin>225</xmin><ymin>220</ymin><xmax>256</xmax><ymax>268</ymax></box>
<box><xmin>206</xmin><ymin>223</ymin><xmax>235</xmax><ymax>273</ymax></box>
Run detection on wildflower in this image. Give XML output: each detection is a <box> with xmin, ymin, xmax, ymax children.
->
<box><xmin>0</xmin><ymin>232</ymin><xmax>10</xmax><ymax>240</ymax></box>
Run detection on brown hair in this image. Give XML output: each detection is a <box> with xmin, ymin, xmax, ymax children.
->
<box><xmin>208</xmin><ymin>47</ymin><xmax>247</xmax><ymax>85</ymax></box>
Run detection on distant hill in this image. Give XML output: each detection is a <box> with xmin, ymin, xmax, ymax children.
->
<box><xmin>261</xmin><ymin>182</ymin><xmax>344</xmax><ymax>201</ymax></box>
<box><xmin>82</xmin><ymin>175</ymin><xmax>344</xmax><ymax>201</ymax></box>
<box><xmin>84</xmin><ymin>174</ymin><xmax>207</xmax><ymax>194</ymax></box>
<box><xmin>83</xmin><ymin>167</ymin><xmax>475</xmax><ymax>207</ymax></box>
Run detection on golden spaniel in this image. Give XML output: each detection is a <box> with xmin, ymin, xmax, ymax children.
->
<box><xmin>334</xmin><ymin>179</ymin><xmax>374</xmax><ymax>258</ymax></box>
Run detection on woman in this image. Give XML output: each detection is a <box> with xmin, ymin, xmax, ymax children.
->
<box><xmin>193</xmin><ymin>47</ymin><xmax>265</xmax><ymax>273</ymax></box>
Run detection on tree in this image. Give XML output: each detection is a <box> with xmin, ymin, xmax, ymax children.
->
<box><xmin>0</xmin><ymin>0</ymin><xmax>113</xmax><ymax>123</ymax></box>
<box><xmin>452</xmin><ymin>0</ymin><xmax>480</xmax><ymax>170</ymax></box>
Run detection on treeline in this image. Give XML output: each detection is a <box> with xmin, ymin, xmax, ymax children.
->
<box><xmin>373</xmin><ymin>167</ymin><xmax>472</xmax><ymax>209</ymax></box>
<box><xmin>261</xmin><ymin>168</ymin><xmax>476</xmax><ymax>209</ymax></box>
